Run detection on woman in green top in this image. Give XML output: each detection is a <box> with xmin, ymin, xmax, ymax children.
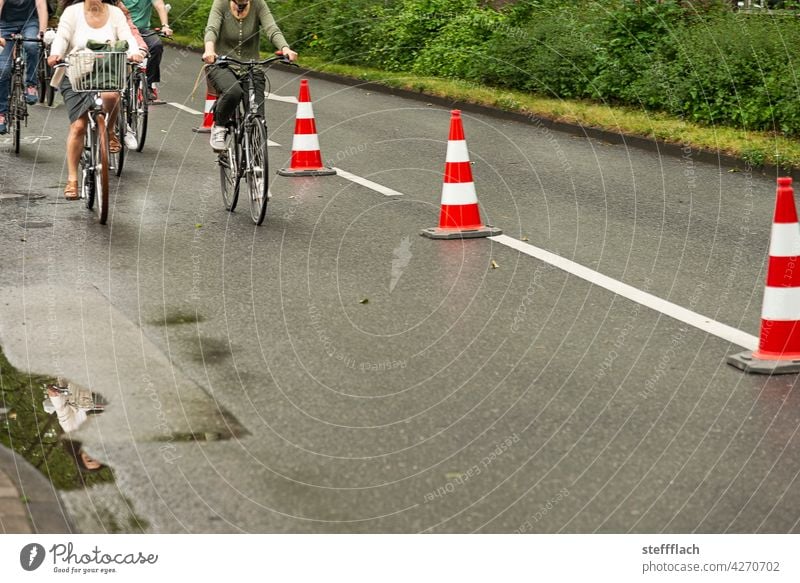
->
<box><xmin>202</xmin><ymin>0</ymin><xmax>297</xmax><ymax>151</ymax></box>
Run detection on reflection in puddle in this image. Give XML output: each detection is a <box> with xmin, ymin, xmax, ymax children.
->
<box><xmin>0</xmin><ymin>348</ymin><xmax>114</xmax><ymax>490</ymax></box>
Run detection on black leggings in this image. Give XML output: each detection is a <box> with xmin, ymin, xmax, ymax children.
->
<box><xmin>206</xmin><ymin>65</ymin><xmax>265</xmax><ymax>126</ymax></box>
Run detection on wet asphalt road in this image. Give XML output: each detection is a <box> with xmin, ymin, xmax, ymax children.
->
<box><xmin>1</xmin><ymin>46</ymin><xmax>800</xmax><ymax>533</ymax></box>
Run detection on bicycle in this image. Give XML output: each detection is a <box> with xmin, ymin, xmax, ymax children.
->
<box><xmin>118</xmin><ymin>29</ymin><xmax>170</xmax><ymax>159</ymax></box>
<box><xmin>38</xmin><ymin>28</ymin><xmax>57</xmax><ymax>107</ymax></box>
<box><xmin>55</xmin><ymin>51</ymin><xmax>128</xmax><ymax>225</ymax></box>
<box><xmin>4</xmin><ymin>33</ymin><xmax>45</xmax><ymax>154</ymax></box>
<box><xmin>211</xmin><ymin>54</ymin><xmax>294</xmax><ymax>225</ymax></box>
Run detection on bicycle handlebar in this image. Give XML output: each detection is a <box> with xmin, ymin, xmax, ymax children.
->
<box><xmin>213</xmin><ymin>54</ymin><xmax>297</xmax><ymax>68</ymax></box>
<box><xmin>7</xmin><ymin>34</ymin><xmax>44</xmax><ymax>44</ymax></box>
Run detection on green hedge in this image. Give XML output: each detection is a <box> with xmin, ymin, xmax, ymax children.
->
<box><xmin>168</xmin><ymin>0</ymin><xmax>800</xmax><ymax>136</ymax></box>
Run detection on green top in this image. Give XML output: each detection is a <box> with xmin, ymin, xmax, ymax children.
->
<box><xmin>204</xmin><ymin>0</ymin><xmax>288</xmax><ymax>59</ymax></box>
<box><xmin>122</xmin><ymin>0</ymin><xmax>153</xmax><ymax>31</ymax></box>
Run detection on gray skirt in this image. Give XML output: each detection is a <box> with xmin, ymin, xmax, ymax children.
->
<box><xmin>59</xmin><ymin>76</ymin><xmax>94</xmax><ymax>124</ymax></box>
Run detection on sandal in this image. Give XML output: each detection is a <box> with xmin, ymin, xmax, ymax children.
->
<box><xmin>109</xmin><ymin>135</ymin><xmax>121</xmax><ymax>154</ymax></box>
<box><xmin>64</xmin><ymin>180</ymin><xmax>79</xmax><ymax>200</ymax></box>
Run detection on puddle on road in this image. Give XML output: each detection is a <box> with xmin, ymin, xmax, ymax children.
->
<box><xmin>0</xmin><ymin>191</ymin><xmax>47</xmax><ymax>201</ymax></box>
<box><xmin>0</xmin><ymin>346</ymin><xmax>147</xmax><ymax>532</ymax></box>
<box><xmin>149</xmin><ymin>310</ymin><xmax>206</xmax><ymax>326</ymax></box>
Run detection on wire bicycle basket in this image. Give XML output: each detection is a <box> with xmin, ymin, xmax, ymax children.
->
<box><xmin>68</xmin><ymin>50</ymin><xmax>127</xmax><ymax>92</ymax></box>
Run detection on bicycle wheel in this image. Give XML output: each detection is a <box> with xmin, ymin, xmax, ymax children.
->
<box><xmin>37</xmin><ymin>57</ymin><xmax>48</xmax><ymax>104</ymax></box>
<box><xmin>10</xmin><ymin>81</ymin><xmax>23</xmax><ymax>154</ymax></box>
<box><xmin>112</xmin><ymin>106</ymin><xmax>125</xmax><ymax>177</ymax></box>
<box><xmin>46</xmin><ymin>82</ymin><xmax>55</xmax><ymax>107</ymax></box>
<box><xmin>219</xmin><ymin>129</ymin><xmax>241</xmax><ymax>212</ymax></box>
<box><xmin>81</xmin><ymin>134</ymin><xmax>95</xmax><ymax>210</ymax></box>
<box><xmin>131</xmin><ymin>72</ymin><xmax>148</xmax><ymax>152</ymax></box>
<box><xmin>246</xmin><ymin>118</ymin><xmax>269</xmax><ymax>225</ymax></box>
<box><xmin>95</xmin><ymin>115</ymin><xmax>110</xmax><ymax>224</ymax></box>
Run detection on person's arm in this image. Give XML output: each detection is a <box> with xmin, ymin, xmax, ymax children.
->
<box><xmin>111</xmin><ymin>7</ymin><xmax>143</xmax><ymax>61</ymax></box>
<box><xmin>202</xmin><ymin>0</ymin><xmax>224</xmax><ymax>64</ymax></box>
<box><xmin>255</xmin><ymin>0</ymin><xmax>295</xmax><ymax>60</ymax></box>
<box><xmin>48</xmin><ymin>4</ymin><xmax>76</xmax><ymax>63</ymax></box>
<box><xmin>35</xmin><ymin>0</ymin><xmax>48</xmax><ymax>34</ymax></box>
<box><xmin>151</xmin><ymin>0</ymin><xmax>171</xmax><ymax>36</ymax></box>
<box><xmin>119</xmin><ymin>2</ymin><xmax>148</xmax><ymax>55</ymax></box>
<box><xmin>47</xmin><ymin>390</ymin><xmax>89</xmax><ymax>433</ymax></box>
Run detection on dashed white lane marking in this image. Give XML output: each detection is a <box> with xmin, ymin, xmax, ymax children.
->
<box><xmin>168</xmin><ymin>102</ymin><xmax>202</xmax><ymax>114</ymax></box>
<box><xmin>268</xmin><ymin>140</ymin><xmax>281</xmax><ymax>147</ymax></box>
<box><xmin>489</xmin><ymin>234</ymin><xmax>759</xmax><ymax>350</ymax></box>
<box><xmin>332</xmin><ymin>168</ymin><xmax>404</xmax><ymax>197</ymax></box>
<box><xmin>267</xmin><ymin>93</ymin><xmax>297</xmax><ymax>104</ymax></box>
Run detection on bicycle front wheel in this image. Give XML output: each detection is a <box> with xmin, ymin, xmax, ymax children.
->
<box><xmin>113</xmin><ymin>107</ymin><xmax>125</xmax><ymax>177</ymax></box>
<box><xmin>95</xmin><ymin>115</ymin><xmax>110</xmax><ymax>225</ymax></box>
<box><xmin>10</xmin><ymin>83</ymin><xmax>23</xmax><ymax>154</ymax></box>
<box><xmin>219</xmin><ymin>132</ymin><xmax>241</xmax><ymax>212</ymax></box>
<box><xmin>131</xmin><ymin>73</ymin><xmax>148</xmax><ymax>152</ymax></box>
<box><xmin>37</xmin><ymin>57</ymin><xmax>48</xmax><ymax>104</ymax></box>
<box><xmin>246</xmin><ymin>119</ymin><xmax>269</xmax><ymax>225</ymax></box>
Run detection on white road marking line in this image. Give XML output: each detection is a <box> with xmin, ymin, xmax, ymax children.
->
<box><xmin>168</xmin><ymin>102</ymin><xmax>202</xmax><ymax>114</ymax></box>
<box><xmin>332</xmin><ymin>168</ymin><xmax>405</xmax><ymax>197</ymax></box>
<box><xmin>267</xmin><ymin>93</ymin><xmax>297</xmax><ymax>104</ymax></box>
<box><xmin>268</xmin><ymin>140</ymin><xmax>281</xmax><ymax>147</ymax></box>
<box><xmin>490</xmin><ymin>234</ymin><xmax>759</xmax><ymax>350</ymax></box>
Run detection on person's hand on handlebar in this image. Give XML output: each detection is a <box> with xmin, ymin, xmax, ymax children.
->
<box><xmin>280</xmin><ymin>46</ymin><xmax>298</xmax><ymax>62</ymax></box>
<box><xmin>0</xmin><ymin>38</ymin><xmax>5</xmax><ymax>48</ymax></box>
<box><xmin>47</xmin><ymin>54</ymin><xmax>62</xmax><ymax>67</ymax></box>
<box><xmin>202</xmin><ymin>50</ymin><xmax>217</xmax><ymax>65</ymax></box>
<box><xmin>129</xmin><ymin>52</ymin><xmax>144</xmax><ymax>64</ymax></box>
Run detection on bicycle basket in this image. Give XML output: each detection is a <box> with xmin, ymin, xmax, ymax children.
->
<box><xmin>68</xmin><ymin>51</ymin><xmax>127</xmax><ymax>92</ymax></box>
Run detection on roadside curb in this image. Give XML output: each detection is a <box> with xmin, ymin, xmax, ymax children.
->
<box><xmin>0</xmin><ymin>443</ymin><xmax>75</xmax><ymax>533</ymax></box>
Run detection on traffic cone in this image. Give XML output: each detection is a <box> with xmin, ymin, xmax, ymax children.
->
<box><xmin>192</xmin><ymin>89</ymin><xmax>215</xmax><ymax>134</ymax></box>
<box><xmin>421</xmin><ymin>110</ymin><xmax>501</xmax><ymax>240</ymax></box>
<box><xmin>277</xmin><ymin>79</ymin><xmax>335</xmax><ymax>177</ymax></box>
<box><xmin>728</xmin><ymin>177</ymin><xmax>800</xmax><ymax>374</ymax></box>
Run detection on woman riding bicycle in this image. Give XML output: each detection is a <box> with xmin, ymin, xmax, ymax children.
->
<box><xmin>47</xmin><ymin>0</ymin><xmax>141</xmax><ymax>199</ymax></box>
<box><xmin>202</xmin><ymin>0</ymin><xmax>297</xmax><ymax>152</ymax></box>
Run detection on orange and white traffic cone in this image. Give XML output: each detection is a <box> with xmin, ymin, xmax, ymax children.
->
<box><xmin>421</xmin><ymin>110</ymin><xmax>501</xmax><ymax>240</ymax></box>
<box><xmin>192</xmin><ymin>88</ymin><xmax>215</xmax><ymax>134</ymax></box>
<box><xmin>278</xmin><ymin>79</ymin><xmax>335</xmax><ymax>177</ymax></box>
<box><xmin>728</xmin><ymin>177</ymin><xmax>800</xmax><ymax>374</ymax></box>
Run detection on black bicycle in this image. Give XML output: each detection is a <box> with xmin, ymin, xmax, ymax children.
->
<box><xmin>38</xmin><ymin>28</ymin><xmax>57</xmax><ymax>107</ymax></box>
<box><xmin>212</xmin><ymin>54</ymin><xmax>294</xmax><ymax>225</ymax></box>
<box><xmin>5</xmin><ymin>33</ymin><xmax>45</xmax><ymax>154</ymax></box>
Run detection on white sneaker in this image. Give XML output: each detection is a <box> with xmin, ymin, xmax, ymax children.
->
<box><xmin>124</xmin><ymin>126</ymin><xmax>138</xmax><ymax>150</ymax></box>
<box><xmin>210</xmin><ymin>125</ymin><xmax>227</xmax><ymax>152</ymax></box>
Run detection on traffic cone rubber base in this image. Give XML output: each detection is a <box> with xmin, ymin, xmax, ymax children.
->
<box><xmin>420</xmin><ymin>225</ymin><xmax>502</xmax><ymax>240</ymax></box>
<box><xmin>727</xmin><ymin>351</ymin><xmax>800</xmax><ymax>374</ymax></box>
<box><xmin>277</xmin><ymin>166</ymin><xmax>336</xmax><ymax>177</ymax></box>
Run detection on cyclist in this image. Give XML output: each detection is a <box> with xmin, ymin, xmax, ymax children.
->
<box><xmin>47</xmin><ymin>0</ymin><xmax>142</xmax><ymax>199</ymax></box>
<box><xmin>0</xmin><ymin>0</ymin><xmax>48</xmax><ymax>134</ymax></box>
<box><xmin>120</xmin><ymin>0</ymin><xmax>169</xmax><ymax>103</ymax></box>
<box><xmin>202</xmin><ymin>0</ymin><xmax>297</xmax><ymax>151</ymax></box>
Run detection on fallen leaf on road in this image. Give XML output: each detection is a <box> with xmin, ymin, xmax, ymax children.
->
<box><xmin>491</xmin><ymin>260</ymin><xmax>499</xmax><ymax>269</ymax></box>
<box><xmin>195</xmin><ymin>223</ymin><xmax>202</xmax><ymax>228</ymax></box>
<box><xmin>521</xmin><ymin>236</ymin><xmax>529</xmax><ymax>242</ymax></box>
<box><xmin>359</xmin><ymin>298</ymin><xmax>369</xmax><ymax>304</ymax></box>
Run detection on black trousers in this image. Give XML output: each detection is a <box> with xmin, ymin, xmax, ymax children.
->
<box><xmin>141</xmin><ymin>30</ymin><xmax>163</xmax><ymax>86</ymax></box>
<box><xmin>206</xmin><ymin>65</ymin><xmax>265</xmax><ymax>126</ymax></box>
